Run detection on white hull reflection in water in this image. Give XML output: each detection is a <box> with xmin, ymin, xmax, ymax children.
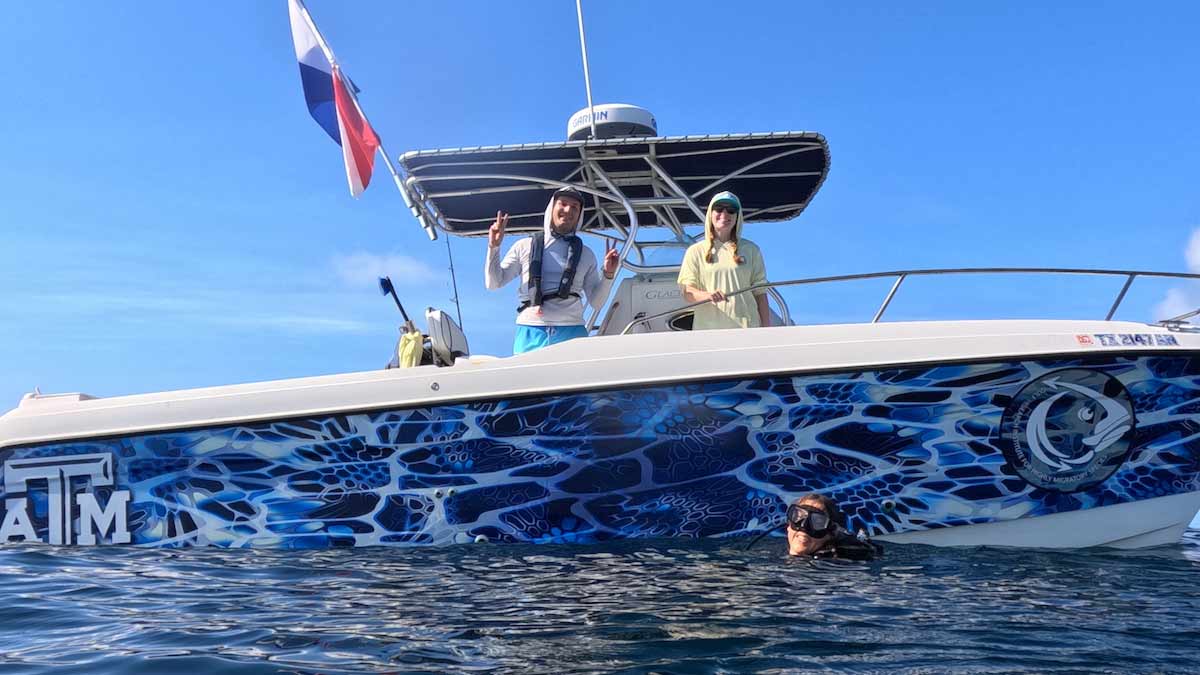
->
<box><xmin>0</xmin><ymin>533</ymin><xmax>1198</xmax><ymax>672</ymax></box>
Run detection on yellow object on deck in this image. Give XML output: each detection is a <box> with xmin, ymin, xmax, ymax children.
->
<box><xmin>398</xmin><ymin>330</ymin><xmax>423</xmax><ymax>368</ymax></box>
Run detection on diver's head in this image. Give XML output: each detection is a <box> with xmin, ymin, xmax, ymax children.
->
<box><xmin>786</xmin><ymin>494</ymin><xmax>839</xmax><ymax>556</ymax></box>
<box><xmin>549</xmin><ymin>187</ymin><xmax>584</xmax><ymax>235</ymax></box>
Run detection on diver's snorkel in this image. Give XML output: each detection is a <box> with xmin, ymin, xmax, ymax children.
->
<box><xmin>743</xmin><ymin>523</ymin><xmax>779</xmax><ymax>551</ymax></box>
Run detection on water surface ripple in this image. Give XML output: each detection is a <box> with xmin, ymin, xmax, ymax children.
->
<box><xmin>1</xmin><ymin>531</ymin><xmax>1198</xmax><ymax>674</ymax></box>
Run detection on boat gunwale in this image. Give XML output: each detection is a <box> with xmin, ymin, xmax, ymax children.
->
<box><xmin>4</xmin><ymin>341</ymin><xmax>1195</xmax><ymax>452</ymax></box>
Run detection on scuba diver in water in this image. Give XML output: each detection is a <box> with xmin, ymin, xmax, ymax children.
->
<box><xmin>785</xmin><ymin>493</ymin><xmax>882</xmax><ymax>561</ymax></box>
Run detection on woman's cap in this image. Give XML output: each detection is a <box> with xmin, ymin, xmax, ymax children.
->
<box><xmin>709</xmin><ymin>190</ymin><xmax>741</xmax><ymax>211</ymax></box>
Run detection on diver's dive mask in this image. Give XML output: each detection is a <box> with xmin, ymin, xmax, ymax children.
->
<box><xmin>786</xmin><ymin>504</ymin><xmax>836</xmax><ymax>538</ymax></box>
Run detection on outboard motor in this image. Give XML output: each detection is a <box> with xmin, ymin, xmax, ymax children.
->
<box><xmin>426</xmin><ymin>308</ymin><xmax>469</xmax><ymax>366</ymax></box>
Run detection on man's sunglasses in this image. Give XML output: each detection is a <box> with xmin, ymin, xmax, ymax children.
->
<box><xmin>712</xmin><ymin>204</ymin><xmax>739</xmax><ymax>216</ymax></box>
<box><xmin>787</xmin><ymin>503</ymin><xmax>836</xmax><ymax>538</ymax></box>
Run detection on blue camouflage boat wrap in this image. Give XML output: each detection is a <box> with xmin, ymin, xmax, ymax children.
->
<box><xmin>2</xmin><ymin>354</ymin><xmax>1199</xmax><ymax>547</ymax></box>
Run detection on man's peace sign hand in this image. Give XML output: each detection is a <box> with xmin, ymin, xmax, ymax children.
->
<box><xmin>602</xmin><ymin>239</ymin><xmax>619</xmax><ymax>279</ymax></box>
<box><xmin>488</xmin><ymin>211</ymin><xmax>509</xmax><ymax>249</ymax></box>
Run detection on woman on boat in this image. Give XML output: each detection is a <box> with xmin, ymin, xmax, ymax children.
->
<box><xmin>677</xmin><ymin>191</ymin><xmax>771</xmax><ymax>330</ymax></box>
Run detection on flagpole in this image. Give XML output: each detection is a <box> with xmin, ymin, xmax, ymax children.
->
<box><xmin>292</xmin><ymin>0</ymin><xmax>464</xmax><ymax>330</ymax></box>
<box><xmin>292</xmin><ymin>0</ymin><xmax>436</xmax><ymax>242</ymax></box>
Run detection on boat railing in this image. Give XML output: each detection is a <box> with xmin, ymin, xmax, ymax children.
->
<box><xmin>619</xmin><ymin>267</ymin><xmax>1200</xmax><ymax>335</ymax></box>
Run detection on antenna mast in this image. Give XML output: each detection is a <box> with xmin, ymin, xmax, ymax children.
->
<box><xmin>575</xmin><ymin>0</ymin><xmax>598</xmax><ymax>139</ymax></box>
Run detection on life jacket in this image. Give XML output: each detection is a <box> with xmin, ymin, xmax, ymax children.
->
<box><xmin>519</xmin><ymin>234</ymin><xmax>583</xmax><ymax>313</ymax></box>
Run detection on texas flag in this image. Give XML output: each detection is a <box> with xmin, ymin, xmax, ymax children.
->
<box><xmin>288</xmin><ymin>0</ymin><xmax>379</xmax><ymax>197</ymax></box>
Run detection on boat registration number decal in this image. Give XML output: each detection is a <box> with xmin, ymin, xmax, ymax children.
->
<box><xmin>1079</xmin><ymin>333</ymin><xmax>1180</xmax><ymax>347</ymax></box>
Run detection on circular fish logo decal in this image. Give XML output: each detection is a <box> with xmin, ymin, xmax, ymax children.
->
<box><xmin>1000</xmin><ymin>369</ymin><xmax>1136</xmax><ymax>492</ymax></box>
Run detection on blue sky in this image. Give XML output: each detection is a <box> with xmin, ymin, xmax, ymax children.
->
<box><xmin>2</xmin><ymin>0</ymin><xmax>1198</xmax><ymax>413</ymax></box>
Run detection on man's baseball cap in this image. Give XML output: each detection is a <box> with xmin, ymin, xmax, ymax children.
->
<box><xmin>552</xmin><ymin>186</ymin><xmax>585</xmax><ymax>206</ymax></box>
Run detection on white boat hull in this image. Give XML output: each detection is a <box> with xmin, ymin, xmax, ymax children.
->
<box><xmin>877</xmin><ymin>491</ymin><xmax>1200</xmax><ymax>549</ymax></box>
<box><xmin>2</xmin><ymin>320</ymin><xmax>1198</xmax><ymax>549</ymax></box>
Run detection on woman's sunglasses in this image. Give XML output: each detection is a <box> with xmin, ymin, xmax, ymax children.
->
<box><xmin>712</xmin><ymin>204</ymin><xmax>739</xmax><ymax>216</ymax></box>
<box><xmin>786</xmin><ymin>503</ymin><xmax>836</xmax><ymax>538</ymax></box>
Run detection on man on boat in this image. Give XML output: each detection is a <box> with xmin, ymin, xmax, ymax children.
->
<box><xmin>485</xmin><ymin>187</ymin><xmax>619</xmax><ymax>354</ymax></box>
<box><xmin>787</xmin><ymin>493</ymin><xmax>881</xmax><ymax>561</ymax></box>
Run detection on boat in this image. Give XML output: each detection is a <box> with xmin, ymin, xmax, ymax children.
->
<box><xmin>3</xmin><ymin>104</ymin><xmax>1199</xmax><ymax>550</ymax></box>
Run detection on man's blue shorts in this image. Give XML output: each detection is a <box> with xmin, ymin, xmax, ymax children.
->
<box><xmin>514</xmin><ymin>324</ymin><xmax>589</xmax><ymax>354</ymax></box>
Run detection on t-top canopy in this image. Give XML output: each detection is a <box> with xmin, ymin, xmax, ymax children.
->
<box><xmin>398</xmin><ymin>132</ymin><xmax>829</xmax><ymax>237</ymax></box>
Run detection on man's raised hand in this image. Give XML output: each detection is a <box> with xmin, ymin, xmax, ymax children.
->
<box><xmin>488</xmin><ymin>211</ymin><xmax>509</xmax><ymax>249</ymax></box>
<box><xmin>603</xmin><ymin>239</ymin><xmax>619</xmax><ymax>279</ymax></box>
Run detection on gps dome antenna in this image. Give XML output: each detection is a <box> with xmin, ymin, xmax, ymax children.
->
<box><xmin>575</xmin><ymin>0</ymin><xmax>598</xmax><ymax>140</ymax></box>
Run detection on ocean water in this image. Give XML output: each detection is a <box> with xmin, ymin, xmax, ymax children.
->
<box><xmin>1</xmin><ymin>531</ymin><xmax>1198</xmax><ymax>674</ymax></box>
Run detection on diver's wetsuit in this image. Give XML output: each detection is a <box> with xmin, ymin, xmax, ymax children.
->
<box><xmin>809</xmin><ymin>530</ymin><xmax>883</xmax><ymax>561</ymax></box>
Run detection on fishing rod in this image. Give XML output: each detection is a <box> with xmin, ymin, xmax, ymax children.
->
<box><xmin>444</xmin><ymin>236</ymin><xmax>464</xmax><ymax>331</ymax></box>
